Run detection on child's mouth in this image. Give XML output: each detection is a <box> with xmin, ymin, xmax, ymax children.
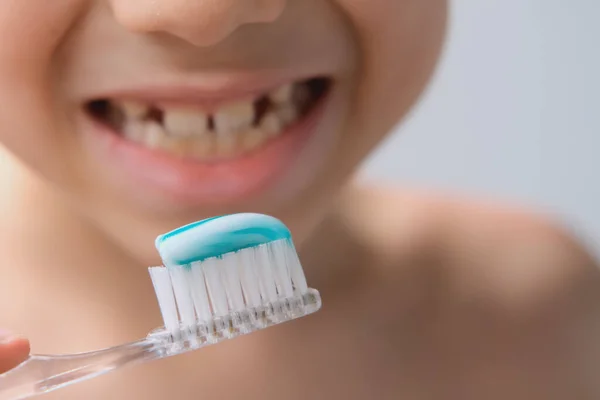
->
<box><xmin>80</xmin><ymin>75</ymin><xmax>337</xmax><ymax>205</ymax></box>
<box><xmin>85</xmin><ymin>77</ymin><xmax>330</xmax><ymax>160</ymax></box>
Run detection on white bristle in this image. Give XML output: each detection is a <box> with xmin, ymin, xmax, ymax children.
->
<box><xmin>202</xmin><ymin>257</ymin><xmax>230</xmax><ymax>317</ymax></box>
<box><xmin>149</xmin><ymin>239</ymin><xmax>310</xmax><ymax>335</ymax></box>
<box><xmin>189</xmin><ymin>265</ymin><xmax>212</xmax><ymax>322</ymax></box>
<box><xmin>270</xmin><ymin>240</ymin><xmax>294</xmax><ymax>298</ymax></box>
<box><xmin>238</xmin><ymin>250</ymin><xmax>262</xmax><ymax>308</ymax></box>
<box><xmin>221</xmin><ymin>253</ymin><xmax>246</xmax><ymax>312</ymax></box>
<box><xmin>168</xmin><ymin>266</ymin><xmax>196</xmax><ymax>329</ymax></box>
<box><xmin>148</xmin><ymin>267</ymin><xmax>180</xmax><ymax>333</ymax></box>
<box><xmin>286</xmin><ymin>245</ymin><xmax>308</xmax><ymax>294</ymax></box>
<box><xmin>254</xmin><ymin>244</ymin><xmax>279</xmax><ymax>303</ymax></box>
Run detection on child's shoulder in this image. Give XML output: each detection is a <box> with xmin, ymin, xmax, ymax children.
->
<box><xmin>339</xmin><ymin>183</ymin><xmax>598</xmax><ymax>285</ymax></box>
<box><xmin>312</xmin><ymin>183</ymin><xmax>600</xmax><ymax>395</ymax></box>
<box><xmin>309</xmin><ymin>182</ymin><xmax>600</xmax><ymax>309</ymax></box>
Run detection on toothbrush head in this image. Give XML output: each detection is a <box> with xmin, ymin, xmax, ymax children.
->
<box><xmin>147</xmin><ymin>214</ymin><xmax>321</xmax><ymax>355</ymax></box>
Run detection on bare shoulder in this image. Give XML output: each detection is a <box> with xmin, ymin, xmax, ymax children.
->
<box><xmin>331</xmin><ymin>184</ymin><xmax>600</xmax><ymax>397</ymax></box>
<box><xmin>339</xmin><ymin>184</ymin><xmax>600</xmax><ymax>290</ymax></box>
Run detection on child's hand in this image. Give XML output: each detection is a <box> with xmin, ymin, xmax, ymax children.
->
<box><xmin>0</xmin><ymin>331</ymin><xmax>29</xmax><ymax>373</ymax></box>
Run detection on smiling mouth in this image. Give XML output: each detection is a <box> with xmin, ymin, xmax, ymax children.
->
<box><xmin>85</xmin><ymin>77</ymin><xmax>331</xmax><ymax>161</ymax></box>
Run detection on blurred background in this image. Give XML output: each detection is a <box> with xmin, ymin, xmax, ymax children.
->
<box><xmin>362</xmin><ymin>0</ymin><xmax>600</xmax><ymax>257</ymax></box>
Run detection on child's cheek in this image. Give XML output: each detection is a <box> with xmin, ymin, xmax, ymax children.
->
<box><xmin>0</xmin><ymin>0</ymin><xmax>83</xmax><ymax>171</ymax></box>
<box><xmin>0</xmin><ymin>0</ymin><xmax>84</xmax><ymax>79</ymax></box>
<box><xmin>336</xmin><ymin>0</ymin><xmax>447</xmax><ymax>141</ymax></box>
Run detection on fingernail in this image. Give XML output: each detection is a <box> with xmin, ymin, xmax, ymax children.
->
<box><xmin>0</xmin><ymin>329</ymin><xmax>15</xmax><ymax>344</ymax></box>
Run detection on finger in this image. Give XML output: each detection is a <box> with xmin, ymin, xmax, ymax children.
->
<box><xmin>0</xmin><ymin>332</ymin><xmax>30</xmax><ymax>373</ymax></box>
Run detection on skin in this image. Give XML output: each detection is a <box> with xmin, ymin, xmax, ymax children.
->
<box><xmin>0</xmin><ymin>337</ymin><xmax>29</xmax><ymax>373</ymax></box>
<box><xmin>1</xmin><ymin>0</ymin><xmax>600</xmax><ymax>398</ymax></box>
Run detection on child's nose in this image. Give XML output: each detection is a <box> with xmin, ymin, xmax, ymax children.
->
<box><xmin>109</xmin><ymin>0</ymin><xmax>286</xmax><ymax>47</ymax></box>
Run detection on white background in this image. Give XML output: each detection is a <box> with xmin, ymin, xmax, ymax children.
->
<box><xmin>362</xmin><ymin>0</ymin><xmax>600</xmax><ymax>256</ymax></box>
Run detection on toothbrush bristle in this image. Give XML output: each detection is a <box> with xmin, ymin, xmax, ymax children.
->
<box><xmin>148</xmin><ymin>239</ymin><xmax>316</xmax><ymax>342</ymax></box>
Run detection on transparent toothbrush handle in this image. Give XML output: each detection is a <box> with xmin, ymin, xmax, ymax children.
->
<box><xmin>0</xmin><ymin>339</ymin><xmax>161</xmax><ymax>400</ymax></box>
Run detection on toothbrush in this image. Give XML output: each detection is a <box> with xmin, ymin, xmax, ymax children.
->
<box><xmin>0</xmin><ymin>213</ymin><xmax>321</xmax><ymax>400</ymax></box>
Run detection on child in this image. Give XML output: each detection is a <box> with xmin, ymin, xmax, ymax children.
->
<box><xmin>1</xmin><ymin>0</ymin><xmax>599</xmax><ymax>398</ymax></box>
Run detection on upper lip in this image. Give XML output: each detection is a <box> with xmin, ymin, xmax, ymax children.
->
<box><xmin>83</xmin><ymin>71</ymin><xmax>327</xmax><ymax>107</ymax></box>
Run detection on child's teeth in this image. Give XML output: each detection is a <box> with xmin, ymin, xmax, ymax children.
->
<box><xmin>124</xmin><ymin>120</ymin><xmax>145</xmax><ymax>141</ymax></box>
<box><xmin>121</xmin><ymin>101</ymin><xmax>148</xmax><ymax>120</ymax></box>
<box><xmin>269</xmin><ymin>84</ymin><xmax>293</xmax><ymax>104</ymax></box>
<box><xmin>144</xmin><ymin>122</ymin><xmax>167</xmax><ymax>148</ymax></box>
<box><xmin>213</xmin><ymin>101</ymin><xmax>255</xmax><ymax>134</ymax></box>
<box><xmin>112</xmin><ymin>80</ymin><xmax>317</xmax><ymax>159</ymax></box>
<box><xmin>216</xmin><ymin>133</ymin><xmax>238</xmax><ymax>157</ymax></box>
<box><xmin>260</xmin><ymin>112</ymin><xmax>282</xmax><ymax>137</ymax></box>
<box><xmin>162</xmin><ymin>137</ymin><xmax>187</xmax><ymax>157</ymax></box>
<box><xmin>163</xmin><ymin>109</ymin><xmax>208</xmax><ymax>137</ymax></box>
<box><xmin>293</xmin><ymin>84</ymin><xmax>311</xmax><ymax>109</ymax></box>
<box><xmin>189</xmin><ymin>135</ymin><xmax>213</xmax><ymax>158</ymax></box>
<box><xmin>243</xmin><ymin>128</ymin><xmax>267</xmax><ymax>151</ymax></box>
<box><xmin>275</xmin><ymin>105</ymin><xmax>298</xmax><ymax>127</ymax></box>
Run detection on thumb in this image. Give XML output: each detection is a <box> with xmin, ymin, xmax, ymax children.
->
<box><xmin>0</xmin><ymin>330</ymin><xmax>30</xmax><ymax>374</ymax></box>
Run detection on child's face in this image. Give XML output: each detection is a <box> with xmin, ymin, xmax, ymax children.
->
<box><xmin>0</xmin><ymin>0</ymin><xmax>446</xmax><ymax>262</ymax></box>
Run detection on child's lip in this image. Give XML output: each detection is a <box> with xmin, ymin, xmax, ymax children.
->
<box><xmin>79</xmin><ymin>81</ymin><xmax>333</xmax><ymax>206</ymax></box>
<box><xmin>83</xmin><ymin>72</ymin><xmax>320</xmax><ymax>107</ymax></box>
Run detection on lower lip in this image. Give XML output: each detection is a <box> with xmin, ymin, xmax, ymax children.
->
<box><xmin>81</xmin><ymin>94</ymin><xmax>330</xmax><ymax>205</ymax></box>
